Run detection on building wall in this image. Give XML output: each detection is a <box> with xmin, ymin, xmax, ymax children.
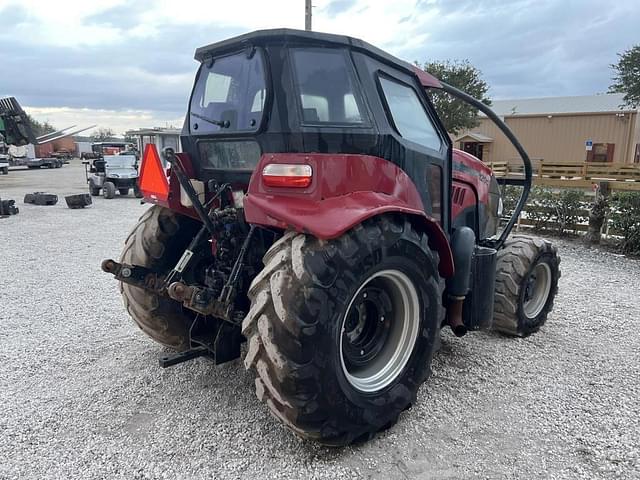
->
<box><xmin>136</xmin><ymin>134</ymin><xmax>182</xmax><ymax>155</ymax></box>
<box><xmin>464</xmin><ymin>111</ymin><xmax>638</xmax><ymax>165</ymax></box>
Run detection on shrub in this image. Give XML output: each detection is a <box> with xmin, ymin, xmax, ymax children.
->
<box><xmin>504</xmin><ymin>186</ymin><xmax>587</xmax><ymax>235</ymax></box>
<box><xmin>499</xmin><ymin>185</ymin><xmax>520</xmax><ymax>219</ymax></box>
<box><xmin>525</xmin><ymin>187</ymin><xmax>556</xmax><ymax>231</ymax></box>
<box><xmin>553</xmin><ymin>189</ymin><xmax>588</xmax><ymax>235</ymax></box>
<box><xmin>609</xmin><ymin>192</ymin><xmax>640</xmax><ymax>255</ymax></box>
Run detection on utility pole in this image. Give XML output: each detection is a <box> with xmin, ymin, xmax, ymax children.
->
<box><xmin>305</xmin><ymin>0</ymin><xmax>312</xmax><ymax>31</ymax></box>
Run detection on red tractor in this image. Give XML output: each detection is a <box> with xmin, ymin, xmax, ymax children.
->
<box><xmin>103</xmin><ymin>29</ymin><xmax>560</xmax><ymax>446</ymax></box>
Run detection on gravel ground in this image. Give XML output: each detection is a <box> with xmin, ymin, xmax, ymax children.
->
<box><xmin>1</xmin><ymin>162</ymin><xmax>639</xmax><ymax>479</ymax></box>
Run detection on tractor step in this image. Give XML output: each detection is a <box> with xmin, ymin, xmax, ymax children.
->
<box><xmin>159</xmin><ymin>318</ymin><xmax>243</xmax><ymax>368</ymax></box>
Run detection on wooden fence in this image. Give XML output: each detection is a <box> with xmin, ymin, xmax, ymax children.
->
<box><xmin>487</xmin><ymin>160</ymin><xmax>640</xmax><ymax>191</ymax></box>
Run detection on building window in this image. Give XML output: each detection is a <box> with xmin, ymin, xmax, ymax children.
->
<box><xmin>587</xmin><ymin>143</ymin><xmax>615</xmax><ymax>163</ymax></box>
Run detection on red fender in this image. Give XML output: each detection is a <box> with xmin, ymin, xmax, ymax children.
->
<box><xmin>244</xmin><ymin>153</ymin><xmax>454</xmax><ymax>277</ymax></box>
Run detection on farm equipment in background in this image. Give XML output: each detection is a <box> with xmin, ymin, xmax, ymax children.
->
<box><xmin>0</xmin><ymin>97</ymin><xmax>35</xmax><ymax>147</ymax></box>
<box><xmin>83</xmin><ymin>154</ymin><xmax>142</xmax><ymax>199</ymax></box>
<box><xmin>1</xmin><ymin>97</ymin><xmax>95</xmax><ymax>171</ymax></box>
<box><xmin>0</xmin><ymin>97</ymin><xmax>36</xmax><ymax>174</ymax></box>
<box><xmin>102</xmin><ymin>29</ymin><xmax>560</xmax><ymax>446</ymax></box>
<box><xmin>81</xmin><ymin>142</ymin><xmax>133</xmax><ymax>161</ymax></box>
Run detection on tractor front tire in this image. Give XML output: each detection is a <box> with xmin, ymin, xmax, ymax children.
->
<box><xmin>103</xmin><ymin>181</ymin><xmax>116</xmax><ymax>199</ymax></box>
<box><xmin>119</xmin><ymin>205</ymin><xmax>200</xmax><ymax>350</ymax></box>
<box><xmin>242</xmin><ymin>216</ymin><xmax>444</xmax><ymax>446</ymax></box>
<box><xmin>493</xmin><ymin>235</ymin><xmax>560</xmax><ymax>336</ymax></box>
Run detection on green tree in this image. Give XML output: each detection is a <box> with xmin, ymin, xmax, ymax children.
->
<box><xmin>123</xmin><ymin>132</ymin><xmax>136</xmax><ymax>143</ymax></box>
<box><xmin>91</xmin><ymin>127</ymin><xmax>116</xmax><ymax>142</ymax></box>
<box><xmin>26</xmin><ymin>114</ymin><xmax>56</xmax><ymax>138</ymax></box>
<box><xmin>609</xmin><ymin>45</ymin><xmax>640</xmax><ymax>108</ymax></box>
<box><xmin>420</xmin><ymin>60</ymin><xmax>491</xmax><ymax>135</ymax></box>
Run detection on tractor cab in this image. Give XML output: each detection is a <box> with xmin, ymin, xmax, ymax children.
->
<box><xmin>180</xmin><ymin>30</ymin><xmax>449</xmax><ymax>224</ymax></box>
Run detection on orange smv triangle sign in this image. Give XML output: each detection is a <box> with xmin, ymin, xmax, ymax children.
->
<box><xmin>139</xmin><ymin>144</ymin><xmax>170</xmax><ymax>202</ymax></box>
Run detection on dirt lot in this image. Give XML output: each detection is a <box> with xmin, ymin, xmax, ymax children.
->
<box><xmin>1</xmin><ymin>162</ymin><xmax>638</xmax><ymax>479</ymax></box>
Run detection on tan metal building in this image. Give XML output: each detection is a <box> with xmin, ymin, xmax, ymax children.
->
<box><xmin>456</xmin><ymin>93</ymin><xmax>640</xmax><ymax>165</ymax></box>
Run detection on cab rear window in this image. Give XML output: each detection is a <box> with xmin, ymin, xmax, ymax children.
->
<box><xmin>190</xmin><ymin>51</ymin><xmax>267</xmax><ymax>134</ymax></box>
<box><xmin>291</xmin><ymin>48</ymin><xmax>367</xmax><ymax>125</ymax></box>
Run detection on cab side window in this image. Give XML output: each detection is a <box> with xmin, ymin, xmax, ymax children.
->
<box><xmin>379</xmin><ymin>76</ymin><xmax>442</xmax><ymax>150</ymax></box>
<box><xmin>291</xmin><ymin>48</ymin><xmax>367</xmax><ymax>125</ymax></box>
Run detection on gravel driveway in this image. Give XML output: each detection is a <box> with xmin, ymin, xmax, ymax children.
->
<box><xmin>1</xmin><ymin>162</ymin><xmax>638</xmax><ymax>479</ymax></box>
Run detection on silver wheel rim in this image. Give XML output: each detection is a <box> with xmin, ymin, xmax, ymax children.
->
<box><xmin>523</xmin><ymin>262</ymin><xmax>552</xmax><ymax>318</ymax></box>
<box><xmin>339</xmin><ymin>269</ymin><xmax>420</xmax><ymax>393</ymax></box>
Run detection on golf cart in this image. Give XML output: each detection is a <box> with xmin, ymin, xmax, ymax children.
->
<box><xmin>84</xmin><ymin>154</ymin><xmax>143</xmax><ymax>199</ymax></box>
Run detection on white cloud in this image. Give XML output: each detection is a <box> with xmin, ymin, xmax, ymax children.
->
<box><xmin>0</xmin><ymin>0</ymin><xmax>127</xmax><ymax>46</ymax></box>
<box><xmin>25</xmin><ymin>106</ymin><xmax>183</xmax><ymax>136</ymax></box>
<box><xmin>2</xmin><ymin>0</ymin><xmax>639</xmax><ymax>131</ymax></box>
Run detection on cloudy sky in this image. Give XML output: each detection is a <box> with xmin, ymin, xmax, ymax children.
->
<box><xmin>0</xmin><ymin>0</ymin><xmax>637</xmax><ymax>135</ymax></box>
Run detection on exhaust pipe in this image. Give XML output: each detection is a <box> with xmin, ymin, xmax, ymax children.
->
<box><xmin>447</xmin><ymin>297</ymin><xmax>467</xmax><ymax>337</ymax></box>
<box><xmin>445</xmin><ymin>227</ymin><xmax>475</xmax><ymax>337</ymax></box>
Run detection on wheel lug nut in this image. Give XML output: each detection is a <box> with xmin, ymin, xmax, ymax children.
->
<box><xmin>360</xmin><ymin>350</ymin><xmax>364</xmax><ymax>355</ymax></box>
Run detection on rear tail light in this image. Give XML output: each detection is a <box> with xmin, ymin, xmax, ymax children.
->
<box><xmin>262</xmin><ymin>164</ymin><xmax>312</xmax><ymax>188</ymax></box>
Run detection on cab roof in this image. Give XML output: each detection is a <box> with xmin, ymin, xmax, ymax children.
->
<box><xmin>194</xmin><ymin>28</ymin><xmax>441</xmax><ymax>89</ymax></box>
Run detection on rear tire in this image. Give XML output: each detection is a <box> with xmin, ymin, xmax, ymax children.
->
<box><xmin>103</xmin><ymin>181</ymin><xmax>116</xmax><ymax>199</ymax></box>
<box><xmin>119</xmin><ymin>205</ymin><xmax>200</xmax><ymax>350</ymax></box>
<box><xmin>242</xmin><ymin>216</ymin><xmax>444</xmax><ymax>446</ymax></box>
<box><xmin>493</xmin><ymin>235</ymin><xmax>560</xmax><ymax>336</ymax></box>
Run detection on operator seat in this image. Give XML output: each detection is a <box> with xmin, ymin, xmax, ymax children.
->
<box><xmin>93</xmin><ymin>159</ymin><xmax>106</xmax><ymax>173</ymax></box>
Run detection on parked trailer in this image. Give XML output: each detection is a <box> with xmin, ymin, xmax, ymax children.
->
<box><xmin>25</xmin><ymin>157</ymin><xmax>63</xmax><ymax>169</ymax></box>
